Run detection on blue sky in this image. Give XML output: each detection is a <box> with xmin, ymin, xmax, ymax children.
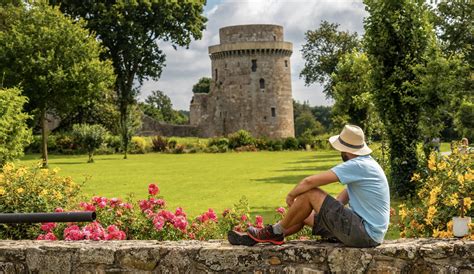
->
<box><xmin>140</xmin><ymin>0</ymin><xmax>368</xmax><ymax>110</ymax></box>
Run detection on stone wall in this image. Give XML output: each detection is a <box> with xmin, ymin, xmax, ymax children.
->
<box><xmin>138</xmin><ymin>115</ymin><xmax>200</xmax><ymax>137</ymax></box>
<box><xmin>0</xmin><ymin>239</ymin><xmax>472</xmax><ymax>273</ymax></box>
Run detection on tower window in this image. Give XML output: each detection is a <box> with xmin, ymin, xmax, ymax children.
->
<box><xmin>259</xmin><ymin>78</ymin><xmax>265</xmax><ymax>89</ymax></box>
<box><xmin>215</xmin><ymin>69</ymin><xmax>218</xmax><ymax>81</ymax></box>
<box><xmin>271</xmin><ymin>107</ymin><xmax>276</xmax><ymax>117</ymax></box>
<box><xmin>273</xmin><ymin>35</ymin><xmax>276</xmax><ymax>41</ymax></box>
<box><xmin>285</xmin><ymin>60</ymin><xmax>288</xmax><ymax>67</ymax></box>
<box><xmin>251</xmin><ymin>59</ymin><xmax>257</xmax><ymax>72</ymax></box>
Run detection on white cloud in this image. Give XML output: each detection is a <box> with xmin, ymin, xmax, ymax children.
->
<box><xmin>140</xmin><ymin>0</ymin><xmax>366</xmax><ymax>110</ymax></box>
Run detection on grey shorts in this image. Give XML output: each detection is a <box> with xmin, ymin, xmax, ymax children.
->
<box><xmin>312</xmin><ymin>195</ymin><xmax>380</xmax><ymax>248</ymax></box>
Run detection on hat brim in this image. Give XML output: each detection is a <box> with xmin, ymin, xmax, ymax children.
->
<box><xmin>329</xmin><ymin>135</ymin><xmax>372</xmax><ymax>156</ymax></box>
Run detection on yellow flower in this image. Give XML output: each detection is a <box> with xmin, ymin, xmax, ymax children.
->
<box><xmin>446</xmin><ymin>193</ymin><xmax>459</xmax><ymax>207</ymax></box>
<box><xmin>429</xmin><ymin>186</ymin><xmax>441</xmax><ymax>205</ymax></box>
<box><xmin>437</xmin><ymin>161</ymin><xmax>447</xmax><ymax>170</ymax></box>
<box><xmin>16</xmin><ymin>187</ymin><xmax>24</xmax><ymax>194</ymax></box>
<box><xmin>411</xmin><ymin>173</ymin><xmax>421</xmax><ymax>182</ymax></box>
<box><xmin>425</xmin><ymin>206</ymin><xmax>437</xmax><ymax>225</ymax></box>
<box><xmin>53</xmin><ymin>190</ymin><xmax>63</xmax><ymax>200</ymax></box>
<box><xmin>447</xmin><ymin>170</ymin><xmax>452</xmax><ymax>177</ymax></box>
<box><xmin>457</xmin><ymin>174</ymin><xmax>465</xmax><ymax>184</ymax></box>
<box><xmin>447</xmin><ymin>220</ymin><xmax>453</xmax><ymax>232</ymax></box>
<box><xmin>399</xmin><ymin>205</ymin><xmax>407</xmax><ymax>220</ymax></box>
<box><xmin>465</xmin><ymin>172</ymin><xmax>473</xmax><ymax>182</ymax></box>
<box><xmin>0</xmin><ymin>187</ymin><xmax>5</xmax><ymax>196</ymax></box>
<box><xmin>464</xmin><ymin>197</ymin><xmax>472</xmax><ymax>209</ymax></box>
<box><xmin>433</xmin><ymin>229</ymin><xmax>440</xmax><ymax>238</ymax></box>
<box><xmin>40</xmin><ymin>189</ymin><xmax>48</xmax><ymax>196</ymax></box>
<box><xmin>428</xmin><ymin>154</ymin><xmax>437</xmax><ymax>171</ymax></box>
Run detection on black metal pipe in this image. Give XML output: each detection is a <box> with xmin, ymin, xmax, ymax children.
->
<box><xmin>0</xmin><ymin>212</ymin><xmax>96</xmax><ymax>224</ymax></box>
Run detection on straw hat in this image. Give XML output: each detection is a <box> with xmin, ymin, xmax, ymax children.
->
<box><xmin>329</xmin><ymin>125</ymin><xmax>372</xmax><ymax>155</ymax></box>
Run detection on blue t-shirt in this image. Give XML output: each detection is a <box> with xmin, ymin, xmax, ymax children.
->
<box><xmin>331</xmin><ymin>155</ymin><xmax>390</xmax><ymax>243</ymax></box>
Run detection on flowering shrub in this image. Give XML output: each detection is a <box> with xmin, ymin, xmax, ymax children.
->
<box><xmin>398</xmin><ymin>147</ymin><xmax>473</xmax><ymax>239</ymax></box>
<box><xmin>0</xmin><ymin>163</ymin><xmax>81</xmax><ymax>239</ymax></box>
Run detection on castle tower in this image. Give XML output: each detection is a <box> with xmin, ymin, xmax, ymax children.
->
<box><xmin>190</xmin><ymin>24</ymin><xmax>294</xmax><ymax>138</ymax></box>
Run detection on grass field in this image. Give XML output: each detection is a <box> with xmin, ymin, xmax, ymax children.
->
<box><xmin>19</xmin><ymin>144</ymin><xmax>453</xmax><ymax>240</ymax></box>
<box><xmin>20</xmin><ymin>151</ymin><xmax>343</xmax><ymax>221</ymax></box>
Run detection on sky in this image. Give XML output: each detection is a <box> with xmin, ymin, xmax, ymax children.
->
<box><xmin>139</xmin><ymin>0</ymin><xmax>368</xmax><ymax>111</ymax></box>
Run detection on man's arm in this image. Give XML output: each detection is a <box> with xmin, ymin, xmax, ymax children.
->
<box><xmin>286</xmin><ymin>170</ymin><xmax>339</xmax><ymax>206</ymax></box>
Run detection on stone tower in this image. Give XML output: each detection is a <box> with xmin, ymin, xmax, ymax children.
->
<box><xmin>190</xmin><ymin>24</ymin><xmax>294</xmax><ymax>138</ymax></box>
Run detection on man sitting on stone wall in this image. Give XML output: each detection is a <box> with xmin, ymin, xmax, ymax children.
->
<box><xmin>228</xmin><ymin>125</ymin><xmax>390</xmax><ymax>248</ymax></box>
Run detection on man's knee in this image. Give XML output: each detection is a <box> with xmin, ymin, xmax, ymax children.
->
<box><xmin>302</xmin><ymin>188</ymin><xmax>327</xmax><ymax>201</ymax></box>
<box><xmin>302</xmin><ymin>188</ymin><xmax>327</xmax><ymax>214</ymax></box>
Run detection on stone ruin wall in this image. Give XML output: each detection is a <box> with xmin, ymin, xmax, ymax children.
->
<box><xmin>0</xmin><ymin>239</ymin><xmax>472</xmax><ymax>273</ymax></box>
<box><xmin>190</xmin><ymin>24</ymin><xmax>295</xmax><ymax>139</ymax></box>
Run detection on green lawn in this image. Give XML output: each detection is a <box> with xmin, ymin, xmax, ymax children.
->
<box><xmin>20</xmin><ymin>150</ymin><xmax>412</xmax><ymax>239</ymax></box>
<box><xmin>20</xmin><ymin>151</ymin><xmax>343</xmax><ymax>221</ymax></box>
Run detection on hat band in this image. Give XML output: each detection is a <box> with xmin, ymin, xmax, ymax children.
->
<box><xmin>338</xmin><ymin>136</ymin><xmax>364</xmax><ymax>149</ymax></box>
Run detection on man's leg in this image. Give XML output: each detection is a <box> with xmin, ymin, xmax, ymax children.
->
<box><xmin>247</xmin><ymin>188</ymin><xmax>327</xmax><ymax>244</ymax></box>
<box><xmin>279</xmin><ymin>188</ymin><xmax>347</xmax><ymax>237</ymax></box>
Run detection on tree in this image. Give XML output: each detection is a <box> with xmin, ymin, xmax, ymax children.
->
<box><xmin>454</xmin><ymin>100</ymin><xmax>474</xmax><ymax>141</ymax></box>
<box><xmin>72</xmin><ymin>124</ymin><xmax>108</xmax><ymax>163</ymax></box>
<box><xmin>311</xmin><ymin>106</ymin><xmax>332</xmax><ymax>130</ymax></box>
<box><xmin>300</xmin><ymin>21</ymin><xmax>360</xmax><ymax>98</ymax></box>
<box><xmin>51</xmin><ymin>0</ymin><xmax>207</xmax><ymax>159</ymax></box>
<box><xmin>57</xmin><ymin>89</ymin><xmax>121</xmax><ymax>135</ymax></box>
<box><xmin>192</xmin><ymin>77</ymin><xmax>211</xmax><ymax>94</ymax></box>
<box><xmin>0</xmin><ymin>3</ymin><xmax>115</xmax><ymax>167</ymax></box>
<box><xmin>0</xmin><ymin>87</ymin><xmax>32</xmax><ymax>166</ymax></box>
<box><xmin>414</xmin><ymin>45</ymin><xmax>470</xmax><ymax>156</ymax></box>
<box><xmin>432</xmin><ymin>1</ymin><xmax>473</xmax><ymax>66</ymax></box>
<box><xmin>364</xmin><ymin>0</ymin><xmax>432</xmax><ymax>197</ymax></box>
<box><xmin>295</xmin><ymin>112</ymin><xmax>325</xmax><ymax>137</ymax></box>
<box><xmin>140</xmin><ymin>90</ymin><xmax>189</xmax><ymax>125</ymax></box>
<box><xmin>331</xmin><ymin>50</ymin><xmax>380</xmax><ymax>141</ymax></box>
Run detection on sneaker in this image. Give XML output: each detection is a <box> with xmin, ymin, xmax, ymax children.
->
<box><xmin>227</xmin><ymin>230</ymin><xmax>257</xmax><ymax>246</ymax></box>
<box><xmin>247</xmin><ymin>225</ymin><xmax>284</xmax><ymax>245</ymax></box>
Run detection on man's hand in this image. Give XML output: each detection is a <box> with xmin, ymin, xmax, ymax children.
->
<box><xmin>286</xmin><ymin>194</ymin><xmax>295</xmax><ymax>207</ymax></box>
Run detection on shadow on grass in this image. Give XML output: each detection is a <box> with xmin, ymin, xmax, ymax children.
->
<box><xmin>252</xmin><ymin>174</ymin><xmax>308</xmax><ymax>184</ymax></box>
<box><xmin>275</xmin><ymin>164</ymin><xmax>334</xmax><ymax>173</ymax></box>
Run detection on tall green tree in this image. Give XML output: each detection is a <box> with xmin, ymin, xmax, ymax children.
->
<box><xmin>51</xmin><ymin>0</ymin><xmax>207</xmax><ymax>159</ymax></box>
<box><xmin>414</xmin><ymin>44</ymin><xmax>470</xmax><ymax>155</ymax></box>
<box><xmin>0</xmin><ymin>87</ymin><xmax>32</xmax><ymax>166</ymax></box>
<box><xmin>0</xmin><ymin>3</ymin><xmax>115</xmax><ymax>167</ymax></box>
<box><xmin>192</xmin><ymin>77</ymin><xmax>211</xmax><ymax>94</ymax></box>
<box><xmin>364</xmin><ymin>0</ymin><xmax>433</xmax><ymax>197</ymax></box>
<box><xmin>331</xmin><ymin>50</ymin><xmax>380</xmax><ymax>141</ymax></box>
<box><xmin>432</xmin><ymin>1</ymin><xmax>473</xmax><ymax>66</ymax></box>
<box><xmin>300</xmin><ymin>21</ymin><xmax>360</xmax><ymax>98</ymax></box>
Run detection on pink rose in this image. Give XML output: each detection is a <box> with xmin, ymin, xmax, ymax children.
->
<box><xmin>173</xmin><ymin>216</ymin><xmax>188</xmax><ymax>231</ymax></box>
<box><xmin>153</xmin><ymin>215</ymin><xmax>165</xmax><ymax>231</ymax></box>
<box><xmin>148</xmin><ymin>183</ymin><xmax>159</xmax><ymax>196</ymax></box>
<box><xmin>276</xmin><ymin>207</ymin><xmax>286</xmax><ymax>214</ymax></box>
<box><xmin>255</xmin><ymin>215</ymin><xmax>264</xmax><ymax>228</ymax></box>
<box><xmin>206</xmin><ymin>209</ymin><xmax>217</xmax><ymax>222</ymax></box>
<box><xmin>175</xmin><ymin>207</ymin><xmax>186</xmax><ymax>217</ymax></box>
<box><xmin>37</xmin><ymin>232</ymin><xmax>57</xmax><ymax>241</ymax></box>
<box><xmin>40</xmin><ymin>222</ymin><xmax>57</xmax><ymax>232</ymax></box>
